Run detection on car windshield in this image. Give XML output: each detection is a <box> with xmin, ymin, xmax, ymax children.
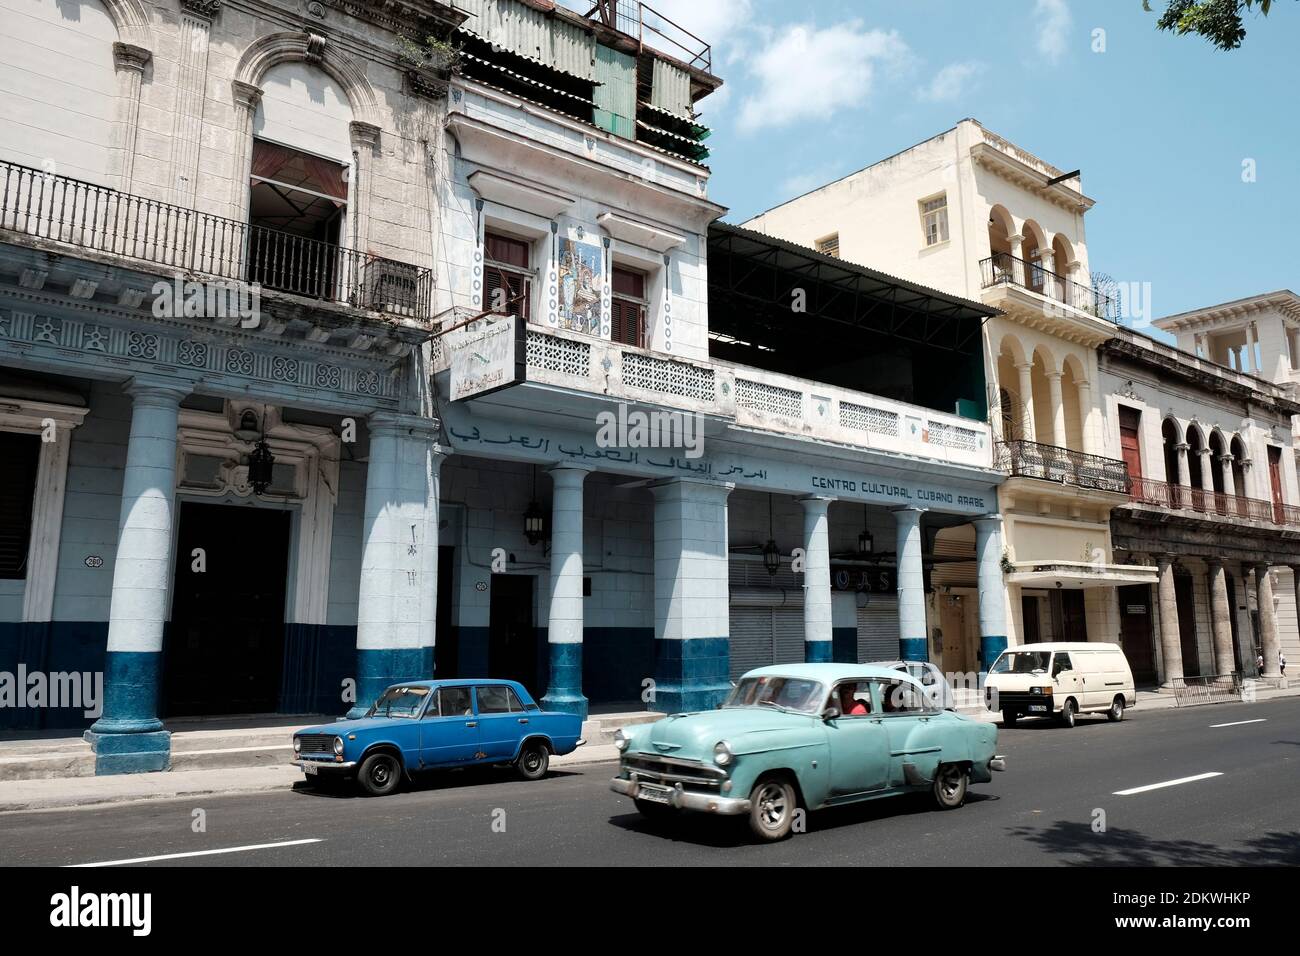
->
<box><xmin>723</xmin><ymin>676</ymin><xmax>826</xmax><ymax>714</ymax></box>
<box><xmin>991</xmin><ymin>651</ymin><xmax>1052</xmax><ymax>675</ymax></box>
<box><xmin>365</xmin><ymin>686</ymin><xmax>430</xmax><ymax>718</ymax></box>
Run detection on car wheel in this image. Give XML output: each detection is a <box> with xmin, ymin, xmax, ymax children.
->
<box><xmin>1060</xmin><ymin>698</ymin><xmax>1077</xmax><ymax>728</ymax></box>
<box><xmin>1107</xmin><ymin>695</ymin><xmax>1125</xmax><ymax>722</ymax></box>
<box><xmin>357</xmin><ymin>752</ymin><xmax>402</xmax><ymax>797</ymax></box>
<box><xmin>1001</xmin><ymin>709</ymin><xmax>1018</xmax><ymax>727</ymax></box>
<box><xmin>515</xmin><ymin>740</ymin><xmax>550</xmax><ymax>780</ymax></box>
<box><xmin>932</xmin><ymin>763</ymin><xmax>969</xmax><ymax>810</ymax></box>
<box><xmin>748</xmin><ymin>777</ymin><xmax>797</xmax><ymax>841</ymax></box>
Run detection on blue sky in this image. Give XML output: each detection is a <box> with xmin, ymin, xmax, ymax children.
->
<box><xmin>580</xmin><ymin>0</ymin><xmax>1299</xmax><ymax>327</ymax></box>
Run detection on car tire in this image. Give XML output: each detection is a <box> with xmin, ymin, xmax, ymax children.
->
<box><xmin>748</xmin><ymin>777</ymin><xmax>797</xmax><ymax>842</ymax></box>
<box><xmin>357</xmin><ymin>751</ymin><xmax>402</xmax><ymax>797</ymax></box>
<box><xmin>1107</xmin><ymin>695</ymin><xmax>1125</xmax><ymax>722</ymax></box>
<box><xmin>932</xmin><ymin>763</ymin><xmax>969</xmax><ymax>810</ymax></box>
<box><xmin>1060</xmin><ymin>698</ymin><xmax>1077</xmax><ymax>728</ymax></box>
<box><xmin>1001</xmin><ymin>709</ymin><xmax>1018</xmax><ymax>727</ymax></box>
<box><xmin>515</xmin><ymin>740</ymin><xmax>550</xmax><ymax>780</ymax></box>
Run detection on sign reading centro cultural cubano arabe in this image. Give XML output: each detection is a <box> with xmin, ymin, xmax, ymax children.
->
<box><xmin>449</xmin><ymin>316</ymin><xmax>526</xmax><ymax>401</ymax></box>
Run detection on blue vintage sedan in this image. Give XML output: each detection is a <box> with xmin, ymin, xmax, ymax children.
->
<box><xmin>293</xmin><ymin>679</ymin><xmax>584</xmax><ymax>796</ymax></box>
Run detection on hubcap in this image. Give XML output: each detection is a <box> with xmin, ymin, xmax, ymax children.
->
<box><xmin>756</xmin><ymin>783</ymin><xmax>789</xmax><ymax>829</ymax></box>
<box><xmin>941</xmin><ymin>768</ymin><xmax>961</xmax><ymax>800</ymax></box>
<box><xmin>372</xmin><ymin>762</ymin><xmax>391</xmax><ymax>785</ymax></box>
<box><xmin>525</xmin><ymin>750</ymin><xmax>541</xmax><ymax>772</ymax></box>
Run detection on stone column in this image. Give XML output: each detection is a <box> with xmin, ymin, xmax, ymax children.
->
<box><xmin>1198</xmin><ymin>448</ymin><xmax>1215</xmax><ymax>493</ymax></box>
<box><xmin>349</xmin><ymin>120</ymin><xmax>381</xmax><ymax>256</ymax></box>
<box><xmin>1076</xmin><ymin>379</ymin><xmax>1094</xmax><ymax>454</ymax></box>
<box><xmin>229</xmin><ymin>80</ymin><xmax>264</xmax><ymax>221</ymax></box>
<box><xmin>1039</xmin><ymin>249</ymin><xmax>1057</xmax><ymax>299</ymax></box>
<box><xmin>798</xmin><ymin>496</ymin><xmax>834</xmax><ymax>663</ymax></box>
<box><xmin>1156</xmin><ymin>555</ymin><xmax>1184</xmax><ymax>688</ymax></box>
<box><xmin>170</xmin><ymin>2</ymin><xmax>219</xmax><ymax>207</ymax></box>
<box><xmin>1046</xmin><ymin>371</ymin><xmax>1067</xmax><ymax>449</ymax></box>
<box><xmin>1220</xmin><ymin>454</ymin><xmax>1237</xmax><ymax>498</ymax></box>
<box><xmin>1246</xmin><ymin>322</ymin><xmax>1259</xmax><ymax>373</ymax></box>
<box><xmin>894</xmin><ymin>507</ymin><xmax>928</xmax><ymax>662</ymax></box>
<box><xmin>541</xmin><ymin>465</ymin><xmax>591</xmax><ymax>719</ymax></box>
<box><xmin>1008</xmin><ymin>234</ymin><xmax>1026</xmax><ymax>285</ymax></box>
<box><xmin>86</xmin><ymin>377</ymin><xmax>190</xmax><ymax>774</ymax></box>
<box><xmin>1256</xmin><ymin>563</ymin><xmax>1281</xmax><ymax>677</ymax></box>
<box><xmin>651</xmin><ymin>479</ymin><xmax>733</xmax><ymax>713</ymax></box>
<box><xmin>111</xmin><ymin>42</ymin><xmax>151</xmax><ymax>192</ymax></box>
<box><xmin>1015</xmin><ymin>362</ymin><xmax>1036</xmax><ymax>441</ymax></box>
<box><xmin>973</xmin><ymin>516</ymin><xmax>1007</xmax><ymax>673</ymax></box>
<box><xmin>348</xmin><ymin>413</ymin><xmax>443</xmax><ymax>717</ymax></box>
<box><xmin>1208</xmin><ymin>561</ymin><xmax>1235</xmax><ymax>676</ymax></box>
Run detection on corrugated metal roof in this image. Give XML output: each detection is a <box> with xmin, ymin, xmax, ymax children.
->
<box><xmin>461</xmin><ymin>50</ymin><xmax>596</xmax><ymax>105</ymax></box>
<box><xmin>455</xmin><ymin>0</ymin><xmax>596</xmax><ymax>80</ymax></box>
<box><xmin>650</xmin><ymin>57</ymin><xmax>692</xmax><ymax>120</ymax></box>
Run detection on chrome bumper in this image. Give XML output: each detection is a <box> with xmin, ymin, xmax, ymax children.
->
<box><xmin>610</xmin><ymin>776</ymin><xmax>752</xmax><ymax>815</ymax></box>
<box><xmin>293</xmin><ymin>759</ymin><xmax>357</xmax><ymax>772</ymax></box>
<box><xmin>990</xmin><ymin>755</ymin><xmax>1007</xmax><ymax>772</ymax></box>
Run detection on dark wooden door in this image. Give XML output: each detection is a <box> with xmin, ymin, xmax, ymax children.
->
<box><xmin>1174</xmin><ymin>572</ymin><xmax>1201</xmax><ymax>677</ymax></box>
<box><xmin>489</xmin><ymin>575</ymin><xmax>537</xmax><ymax>693</ymax></box>
<box><xmin>1118</xmin><ymin>406</ymin><xmax>1143</xmax><ymax>482</ymax></box>
<box><xmin>1268</xmin><ymin>446</ymin><xmax>1284</xmax><ymax>522</ymax></box>
<box><xmin>435</xmin><ymin>546</ymin><xmax>456</xmax><ymax>677</ymax></box>
<box><xmin>1058</xmin><ymin>589</ymin><xmax>1088</xmax><ymax>642</ymax></box>
<box><xmin>1021</xmin><ymin>595</ymin><xmax>1041</xmax><ymax>643</ymax></box>
<box><xmin>1118</xmin><ymin>584</ymin><xmax>1157</xmax><ymax>684</ymax></box>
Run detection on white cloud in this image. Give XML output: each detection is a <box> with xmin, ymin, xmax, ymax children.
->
<box><xmin>1034</xmin><ymin>0</ymin><xmax>1072</xmax><ymax>63</ymax></box>
<box><xmin>735</xmin><ymin>21</ymin><xmax>912</xmax><ymax>134</ymax></box>
<box><xmin>917</xmin><ymin>61</ymin><xmax>985</xmax><ymax>102</ymax></box>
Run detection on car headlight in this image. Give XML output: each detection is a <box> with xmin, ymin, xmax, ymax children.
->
<box><xmin>293</xmin><ymin>737</ymin><xmax>301</xmax><ymax>754</ymax></box>
<box><xmin>333</xmin><ymin>736</ymin><xmax>344</xmax><ymax>755</ymax></box>
<box><xmin>614</xmin><ymin>728</ymin><xmax>630</xmax><ymax>752</ymax></box>
<box><xmin>713</xmin><ymin>740</ymin><xmax>734</xmax><ymax>767</ymax></box>
<box><xmin>1030</xmin><ymin>686</ymin><xmax>1053</xmax><ymax>695</ymax></box>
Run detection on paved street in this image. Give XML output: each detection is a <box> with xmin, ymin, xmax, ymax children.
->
<box><xmin>2</xmin><ymin>698</ymin><xmax>1297</xmax><ymax>867</ymax></box>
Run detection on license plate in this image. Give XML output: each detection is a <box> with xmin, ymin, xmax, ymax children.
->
<box><xmin>637</xmin><ymin>783</ymin><xmax>672</xmax><ymax>804</ymax></box>
<box><xmin>302</xmin><ymin>761</ymin><xmax>318</xmax><ymax>775</ymax></box>
<box><xmin>1028</xmin><ymin>705</ymin><xmax>1047</xmax><ymax>713</ymax></box>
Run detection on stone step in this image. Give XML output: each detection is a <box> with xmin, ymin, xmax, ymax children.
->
<box><xmin>581</xmin><ymin>710</ymin><xmax>663</xmax><ymax>745</ymax></box>
<box><xmin>0</xmin><ymin>741</ymin><xmax>95</xmax><ymax>780</ymax></box>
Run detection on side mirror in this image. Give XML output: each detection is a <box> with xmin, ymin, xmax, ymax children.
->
<box><xmin>821</xmin><ymin>706</ymin><xmax>840</xmax><ymax>721</ymax></box>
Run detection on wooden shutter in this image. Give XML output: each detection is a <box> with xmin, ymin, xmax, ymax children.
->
<box><xmin>0</xmin><ymin>432</ymin><xmax>40</xmax><ymax>579</ymax></box>
<box><xmin>484</xmin><ymin>233</ymin><xmax>532</xmax><ymax>319</ymax></box>
<box><xmin>1118</xmin><ymin>405</ymin><xmax>1142</xmax><ymax>481</ymax></box>
<box><xmin>611</xmin><ymin>266</ymin><xmax>645</xmax><ymax>347</ymax></box>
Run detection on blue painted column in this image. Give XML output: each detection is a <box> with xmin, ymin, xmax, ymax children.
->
<box><xmin>651</xmin><ymin>478</ymin><xmax>733</xmax><ymax>713</ymax></box>
<box><xmin>799</xmin><ymin>495</ymin><xmax>835</xmax><ymax>663</ymax></box>
<box><xmin>973</xmin><ymin>515</ymin><xmax>1008</xmax><ymax>673</ymax></box>
<box><xmin>541</xmin><ymin>464</ymin><xmax>591</xmax><ymax>719</ymax></box>
<box><xmin>85</xmin><ymin>377</ymin><xmax>190</xmax><ymax>774</ymax></box>
<box><xmin>894</xmin><ymin>506</ymin><xmax>928</xmax><ymax>662</ymax></box>
<box><xmin>348</xmin><ymin>413</ymin><xmax>443</xmax><ymax>718</ymax></box>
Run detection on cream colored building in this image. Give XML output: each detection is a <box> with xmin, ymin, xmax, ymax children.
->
<box><xmin>745</xmin><ymin>119</ymin><xmax>1157</xmax><ymax>656</ymax></box>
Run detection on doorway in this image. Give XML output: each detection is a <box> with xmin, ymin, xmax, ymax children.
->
<box><xmin>489</xmin><ymin>575</ymin><xmax>537</xmax><ymax>694</ymax></box>
<box><xmin>166</xmin><ymin>501</ymin><xmax>291</xmax><ymax>716</ymax></box>
<box><xmin>1118</xmin><ymin>584</ymin><xmax>1157</xmax><ymax>684</ymax></box>
<box><xmin>435</xmin><ymin>545</ymin><xmax>456</xmax><ymax>677</ymax></box>
<box><xmin>1173</xmin><ymin>571</ymin><xmax>1201</xmax><ymax>677</ymax></box>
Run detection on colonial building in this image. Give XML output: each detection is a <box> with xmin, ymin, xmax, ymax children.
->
<box><xmin>0</xmin><ymin>0</ymin><xmax>1010</xmax><ymax>775</ymax></box>
<box><xmin>745</xmin><ymin>119</ymin><xmax>1157</xmax><ymax>656</ymax></box>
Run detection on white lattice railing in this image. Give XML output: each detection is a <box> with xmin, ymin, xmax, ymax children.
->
<box><xmin>735</xmin><ymin>377</ymin><xmax>803</xmax><ymax>419</ymax></box>
<box><xmin>927</xmin><ymin>419</ymin><xmax>981</xmax><ymax>452</ymax></box>
<box><xmin>840</xmin><ymin>400</ymin><xmax>899</xmax><ymax>437</ymax></box>
<box><xmin>621</xmin><ymin>352</ymin><xmax>716</xmax><ymax>403</ymax></box>
<box><xmin>526</xmin><ymin>329</ymin><xmax>590</xmax><ymax>377</ymax></box>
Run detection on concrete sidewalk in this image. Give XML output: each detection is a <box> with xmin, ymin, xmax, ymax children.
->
<box><xmin>0</xmin><ymin>743</ymin><xmax>621</xmax><ymax>814</ymax></box>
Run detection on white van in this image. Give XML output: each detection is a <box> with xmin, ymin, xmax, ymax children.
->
<box><xmin>985</xmin><ymin>642</ymin><xmax>1135</xmax><ymax>728</ymax></box>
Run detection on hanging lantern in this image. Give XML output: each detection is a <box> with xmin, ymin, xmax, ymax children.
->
<box><xmin>248</xmin><ymin>438</ymin><xmax>275</xmax><ymax>495</ymax></box>
<box><xmin>523</xmin><ymin>499</ymin><xmax>546</xmax><ymax>545</ymax></box>
<box><xmin>858</xmin><ymin>529</ymin><xmax>874</xmax><ymax>556</ymax></box>
<box><xmin>762</xmin><ymin>538</ymin><xmax>781</xmax><ymax>576</ymax></box>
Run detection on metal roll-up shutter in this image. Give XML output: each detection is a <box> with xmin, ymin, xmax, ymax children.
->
<box><xmin>773</xmin><ymin>607</ymin><xmax>805</xmax><ymax>666</ymax></box>
<box><xmin>729</xmin><ymin>607</ymin><xmax>773</xmax><ymax>680</ymax></box>
<box><xmin>857</xmin><ymin>594</ymin><xmax>900</xmax><ymax>663</ymax></box>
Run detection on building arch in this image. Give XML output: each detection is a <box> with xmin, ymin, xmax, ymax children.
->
<box><xmin>1162</xmin><ymin>417</ymin><xmax>1183</xmax><ymax>495</ymax></box>
<box><xmin>1208</xmin><ymin>428</ymin><xmax>1227</xmax><ymax>495</ymax></box>
<box><xmin>233</xmin><ymin>32</ymin><xmax>381</xmax><ymax>129</ymax></box>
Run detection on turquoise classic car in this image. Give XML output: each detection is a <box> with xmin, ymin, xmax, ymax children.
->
<box><xmin>610</xmin><ymin>663</ymin><xmax>1006</xmax><ymax>841</ymax></box>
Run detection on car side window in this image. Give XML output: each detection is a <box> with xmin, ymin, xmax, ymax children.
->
<box><xmin>877</xmin><ymin>680</ymin><xmax>926</xmax><ymax>714</ymax></box>
<box><xmin>1052</xmin><ymin>653</ymin><xmax>1073</xmax><ymax>677</ymax></box>
<box><xmin>476</xmin><ymin>685</ymin><xmax>515</xmax><ymax>714</ymax></box>
<box><xmin>435</xmin><ymin>686</ymin><xmax>472</xmax><ymax>717</ymax></box>
<box><xmin>830</xmin><ymin>680</ymin><xmax>872</xmax><ymax>717</ymax></box>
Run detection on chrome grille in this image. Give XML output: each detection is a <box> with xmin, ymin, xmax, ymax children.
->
<box><xmin>298</xmin><ymin>734</ymin><xmax>336</xmax><ymax>756</ymax></box>
<box><xmin>623</xmin><ymin>754</ymin><xmax>725</xmax><ymax>788</ymax></box>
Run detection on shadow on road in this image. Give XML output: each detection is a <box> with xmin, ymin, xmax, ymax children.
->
<box><xmin>290</xmin><ymin>766</ymin><xmax>584</xmax><ymax>800</ymax></box>
<box><xmin>1008</xmin><ymin>820</ymin><xmax>1300</xmax><ymax>866</ymax></box>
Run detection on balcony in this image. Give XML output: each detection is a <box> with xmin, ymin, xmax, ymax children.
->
<box><xmin>1127</xmin><ymin>476</ymin><xmax>1300</xmax><ymax>527</ymax></box>
<box><xmin>445</xmin><ymin>323</ymin><xmax>993</xmax><ymax>470</ymax></box>
<box><xmin>995</xmin><ymin>439</ymin><xmax>1130</xmax><ymax>495</ymax></box>
<box><xmin>591</xmin><ymin>1</ymin><xmax>712</xmax><ymax>73</ymax></box>
<box><xmin>980</xmin><ymin>252</ymin><xmax>1117</xmax><ymax>322</ymax></box>
<box><xmin>0</xmin><ymin>160</ymin><xmax>433</xmax><ymax>320</ymax></box>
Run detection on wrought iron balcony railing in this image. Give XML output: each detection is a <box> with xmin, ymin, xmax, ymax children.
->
<box><xmin>995</xmin><ymin>439</ymin><xmax>1130</xmax><ymax>494</ymax></box>
<box><xmin>979</xmin><ymin>252</ymin><xmax>1118</xmax><ymax>322</ymax></box>
<box><xmin>1127</xmin><ymin>475</ymin><xmax>1297</xmax><ymax>526</ymax></box>
<box><xmin>0</xmin><ymin>160</ymin><xmax>432</xmax><ymax>320</ymax></box>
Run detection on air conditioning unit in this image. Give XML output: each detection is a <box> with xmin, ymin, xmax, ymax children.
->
<box><xmin>362</xmin><ymin>259</ymin><xmax>421</xmax><ymax>316</ymax></box>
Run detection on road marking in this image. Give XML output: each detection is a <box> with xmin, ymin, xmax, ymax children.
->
<box><xmin>67</xmin><ymin>838</ymin><xmax>323</xmax><ymax>868</ymax></box>
<box><xmin>1209</xmin><ymin>718</ymin><xmax>1267</xmax><ymax>728</ymax></box>
<box><xmin>1113</xmin><ymin>772</ymin><xmax>1223</xmax><ymax>796</ymax></box>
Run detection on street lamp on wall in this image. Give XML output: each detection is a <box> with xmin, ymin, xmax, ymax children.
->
<box><xmin>763</xmin><ymin>493</ymin><xmax>780</xmax><ymax>576</ymax></box>
<box><xmin>858</xmin><ymin>504</ymin><xmax>873</xmax><ymax>557</ymax></box>
<box><xmin>523</xmin><ymin>466</ymin><xmax>546</xmax><ymax>546</ymax></box>
<box><xmin>240</xmin><ymin>408</ymin><xmax>275</xmax><ymax>496</ymax></box>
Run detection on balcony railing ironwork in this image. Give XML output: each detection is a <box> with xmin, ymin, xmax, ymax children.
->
<box><xmin>0</xmin><ymin>159</ymin><xmax>432</xmax><ymax>319</ymax></box>
<box><xmin>995</xmin><ymin>439</ymin><xmax>1130</xmax><ymax>494</ymax></box>
<box><xmin>593</xmin><ymin>1</ymin><xmax>712</xmax><ymax>72</ymax></box>
<box><xmin>1126</xmin><ymin>475</ymin><xmax>1296</xmax><ymax>526</ymax></box>
<box><xmin>979</xmin><ymin>252</ymin><xmax>1118</xmax><ymax>322</ymax></box>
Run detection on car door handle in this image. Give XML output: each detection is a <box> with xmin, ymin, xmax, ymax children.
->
<box><xmin>465</xmin><ymin>721</ymin><xmax>477</xmax><ymax>728</ymax></box>
<box><xmin>517</xmin><ymin>718</ymin><xmax>529</xmax><ymax>724</ymax></box>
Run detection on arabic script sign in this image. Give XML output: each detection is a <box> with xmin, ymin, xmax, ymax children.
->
<box><xmin>449</xmin><ymin>316</ymin><xmax>525</xmax><ymax>401</ymax></box>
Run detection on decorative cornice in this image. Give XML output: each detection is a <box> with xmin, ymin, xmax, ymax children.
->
<box><xmin>112</xmin><ymin>41</ymin><xmax>152</xmax><ymax>72</ymax></box>
<box><xmin>231</xmin><ymin>79</ymin><xmax>263</xmax><ymax>111</ymax></box>
<box><xmin>179</xmin><ymin>0</ymin><xmax>223</xmax><ymax>18</ymax></box>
